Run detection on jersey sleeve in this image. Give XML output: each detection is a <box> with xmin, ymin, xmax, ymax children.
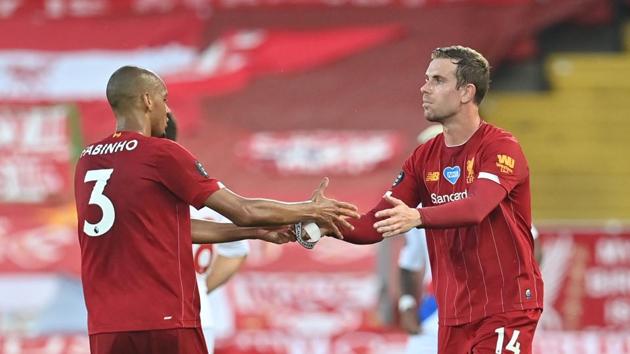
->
<box><xmin>419</xmin><ymin>178</ymin><xmax>507</xmax><ymax>228</ymax></box>
<box><xmin>476</xmin><ymin>136</ymin><xmax>528</xmax><ymax>194</ymax></box>
<box><xmin>156</xmin><ymin>141</ymin><xmax>223</xmax><ymax>208</ymax></box>
<box><xmin>343</xmin><ymin>151</ymin><xmax>423</xmax><ymax>244</ymax></box>
<box><xmin>390</xmin><ymin>150</ymin><xmax>424</xmax><ymax>207</ymax></box>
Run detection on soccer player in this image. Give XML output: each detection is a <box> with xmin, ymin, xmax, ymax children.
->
<box><xmin>321</xmin><ymin>46</ymin><xmax>544</xmax><ymax>354</ymax></box>
<box><xmin>74</xmin><ymin>65</ymin><xmax>359</xmax><ymax>354</ymax></box>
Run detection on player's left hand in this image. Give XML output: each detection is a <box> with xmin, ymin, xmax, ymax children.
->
<box><xmin>258</xmin><ymin>226</ymin><xmax>296</xmax><ymax>244</ymax></box>
<box><xmin>373</xmin><ymin>194</ymin><xmax>422</xmax><ymax>238</ymax></box>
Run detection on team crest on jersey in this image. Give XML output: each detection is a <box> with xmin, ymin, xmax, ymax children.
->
<box><xmin>525</xmin><ymin>288</ymin><xmax>532</xmax><ymax>300</ymax></box>
<box><xmin>443</xmin><ymin>166</ymin><xmax>460</xmax><ymax>185</ymax></box>
<box><xmin>425</xmin><ymin>171</ymin><xmax>439</xmax><ymax>182</ymax></box>
<box><xmin>392</xmin><ymin>171</ymin><xmax>405</xmax><ymax>187</ymax></box>
<box><xmin>195</xmin><ymin>161</ymin><xmax>209</xmax><ymax>178</ymax></box>
<box><xmin>466</xmin><ymin>158</ymin><xmax>475</xmax><ymax>184</ymax></box>
<box><xmin>496</xmin><ymin>154</ymin><xmax>515</xmax><ymax>174</ymax></box>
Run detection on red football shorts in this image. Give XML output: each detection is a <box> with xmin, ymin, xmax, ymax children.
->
<box><xmin>89</xmin><ymin>327</ymin><xmax>208</xmax><ymax>354</ymax></box>
<box><xmin>438</xmin><ymin>309</ymin><xmax>542</xmax><ymax>354</ymax></box>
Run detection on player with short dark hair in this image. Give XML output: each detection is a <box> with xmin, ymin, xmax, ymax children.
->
<box><xmin>74</xmin><ymin>65</ymin><xmax>359</xmax><ymax>354</ymax></box>
<box><xmin>319</xmin><ymin>46</ymin><xmax>544</xmax><ymax>354</ymax></box>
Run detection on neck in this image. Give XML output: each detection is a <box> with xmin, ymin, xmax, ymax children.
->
<box><xmin>115</xmin><ymin>112</ymin><xmax>150</xmax><ymax>136</ymax></box>
<box><xmin>441</xmin><ymin>106</ymin><xmax>481</xmax><ymax>147</ymax></box>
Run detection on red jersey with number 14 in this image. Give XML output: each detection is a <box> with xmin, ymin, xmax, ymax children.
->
<box><xmin>74</xmin><ymin>131</ymin><xmax>222</xmax><ymax>335</ymax></box>
<box><xmin>392</xmin><ymin>122</ymin><xmax>543</xmax><ymax>326</ymax></box>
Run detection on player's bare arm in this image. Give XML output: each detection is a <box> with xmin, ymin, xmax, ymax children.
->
<box><xmin>191</xmin><ymin>219</ymin><xmax>295</xmax><ymax>245</ymax></box>
<box><xmin>204</xmin><ymin>254</ymin><xmax>247</xmax><ymax>294</ymax></box>
<box><xmin>204</xmin><ymin>177</ymin><xmax>359</xmax><ymax>238</ymax></box>
<box><xmin>399</xmin><ymin>267</ymin><xmax>423</xmax><ymax>334</ymax></box>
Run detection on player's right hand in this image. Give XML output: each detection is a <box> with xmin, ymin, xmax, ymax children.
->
<box><xmin>258</xmin><ymin>226</ymin><xmax>296</xmax><ymax>244</ymax></box>
<box><xmin>310</xmin><ymin>177</ymin><xmax>360</xmax><ymax>239</ymax></box>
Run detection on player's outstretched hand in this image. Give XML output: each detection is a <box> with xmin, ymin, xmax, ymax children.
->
<box><xmin>373</xmin><ymin>194</ymin><xmax>422</xmax><ymax>238</ymax></box>
<box><xmin>310</xmin><ymin>177</ymin><xmax>359</xmax><ymax>239</ymax></box>
<box><xmin>258</xmin><ymin>226</ymin><xmax>296</xmax><ymax>244</ymax></box>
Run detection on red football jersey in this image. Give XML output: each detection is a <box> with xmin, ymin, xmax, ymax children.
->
<box><xmin>392</xmin><ymin>122</ymin><xmax>543</xmax><ymax>326</ymax></box>
<box><xmin>74</xmin><ymin>131</ymin><xmax>222</xmax><ymax>334</ymax></box>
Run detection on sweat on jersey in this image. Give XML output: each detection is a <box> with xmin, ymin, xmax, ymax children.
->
<box><xmin>74</xmin><ymin>131</ymin><xmax>222</xmax><ymax>334</ymax></box>
<box><xmin>344</xmin><ymin>122</ymin><xmax>544</xmax><ymax>326</ymax></box>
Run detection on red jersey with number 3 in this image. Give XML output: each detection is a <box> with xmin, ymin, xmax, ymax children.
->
<box><xmin>74</xmin><ymin>131</ymin><xmax>222</xmax><ymax>334</ymax></box>
<box><xmin>391</xmin><ymin>122</ymin><xmax>543</xmax><ymax>326</ymax></box>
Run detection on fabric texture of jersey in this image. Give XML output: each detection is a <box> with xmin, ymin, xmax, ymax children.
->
<box><xmin>74</xmin><ymin>131</ymin><xmax>222</xmax><ymax>334</ymax></box>
<box><xmin>391</xmin><ymin>122</ymin><xmax>544</xmax><ymax>326</ymax></box>
<box><xmin>88</xmin><ymin>327</ymin><xmax>208</xmax><ymax>354</ymax></box>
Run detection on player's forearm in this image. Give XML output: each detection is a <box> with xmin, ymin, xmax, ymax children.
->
<box><xmin>419</xmin><ymin>179</ymin><xmax>506</xmax><ymax>228</ymax></box>
<box><xmin>205</xmin><ymin>255</ymin><xmax>247</xmax><ymax>293</ymax></box>
<box><xmin>191</xmin><ymin>219</ymin><xmax>265</xmax><ymax>244</ymax></box>
<box><xmin>204</xmin><ymin>188</ymin><xmax>318</xmax><ymax>227</ymax></box>
<box><xmin>233</xmin><ymin>199</ymin><xmax>318</xmax><ymax>227</ymax></box>
<box><xmin>400</xmin><ymin>268</ymin><xmax>421</xmax><ymax>298</ymax></box>
<box><xmin>342</xmin><ymin>198</ymin><xmax>394</xmax><ymax>244</ymax></box>
<box><xmin>342</xmin><ymin>216</ymin><xmax>383</xmax><ymax>244</ymax></box>
<box><xmin>398</xmin><ymin>267</ymin><xmax>423</xmax><ymax>334</ymax></box>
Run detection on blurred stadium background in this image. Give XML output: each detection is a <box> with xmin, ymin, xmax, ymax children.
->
<box><xmin>1</xmin><ymin>0</ymin><xmax>630</xmax><ymax>353</ymax></box>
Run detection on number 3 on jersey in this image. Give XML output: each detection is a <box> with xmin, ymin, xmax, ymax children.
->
<box><xmin>83</xmin><ymin>169</ymin><xmax>115</xmax><ymax>237</ymax></box>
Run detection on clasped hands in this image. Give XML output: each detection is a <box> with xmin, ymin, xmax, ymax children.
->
<box><xmin>260</xmin><ymin>184</ymin><xmax>421</xmax><ymax>244</ymax></box>
<box><xmin>314</xmin><ymin>192</ymin><xmax>422</xmax><ymax>241</ymax></box>
<box><xmin>256</xmin><ymin>177</ymin><xmax>360</xmax><ymax>244</ymax></box>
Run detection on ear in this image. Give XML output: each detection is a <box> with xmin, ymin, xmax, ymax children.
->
<box><xmin>142</xmin><ymin>93</ymin><xmax>152</xmax><ymax>112</ymax></box>
<box><xmin>460</xmin><ymin>83</ymin><xmax>476</xmax><ymax>104</ymax></box>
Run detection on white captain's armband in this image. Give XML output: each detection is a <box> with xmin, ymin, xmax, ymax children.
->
<box><xmin>478</xmin><ymin>172</ymin><xmax>500</xmax><ymax>184</ymax></box>
<box><xmin>294</xmin><ymin>222</ymin><xmax>320</xmax><ymax>250</ymax></box>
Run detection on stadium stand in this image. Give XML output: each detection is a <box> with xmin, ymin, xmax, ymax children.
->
<box><xmin>483</xmin><ymin>20</ymin><xmax>630</xmax><ymax>220</ymax></box>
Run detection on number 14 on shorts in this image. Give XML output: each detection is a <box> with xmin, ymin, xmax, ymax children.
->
<box><xmin>494</xmin><ymin>327</ymin><xmax>520</xmax><ymax>354</ymax></box>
